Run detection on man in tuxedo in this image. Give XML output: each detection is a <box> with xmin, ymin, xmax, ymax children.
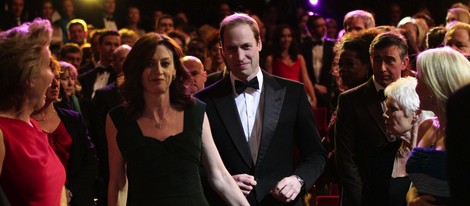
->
<box><xmin>78</xmin><ymin>30</ymin><xmax>120</xmax><ymax>101</ymax></box>
<box><xmin>196</xmin><ymin>13</ymin><xmax>326</xmax><ymax>206</ymax></box>
<box><xmin>301</xmin><ymin>14</ymin><xmax>335</xmax><ymax>108</ymax></box>
<box><xmin>88</xmin><ymin>43</ymin><xmax>130</xmax><ymax>206</ymax></box>
<box><xmin>334</xmin><ymin>32</ymin><xmax>409</xmax><ymax>206</ymax></box>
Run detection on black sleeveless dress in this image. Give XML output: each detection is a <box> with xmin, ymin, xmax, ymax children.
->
<box><xmin>109</xmin><ymin>100</ymin><xmax>209</xmax><ymax>206</ymax></box>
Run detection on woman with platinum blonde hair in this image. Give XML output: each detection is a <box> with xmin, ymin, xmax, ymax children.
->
<box><xmin>383</xmin><ymin>76</ymin><xmax>426</xmax><ymax>206</ymax></box>
<box><xmin>406</xmin><ymin>47</ymin><xmax>470</xmax><ymax>206</ymax></box>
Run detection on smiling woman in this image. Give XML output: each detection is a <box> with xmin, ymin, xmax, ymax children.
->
<box><xmin>106</xmin><ymin>33</ymin><xmax>249</xmax><ymax>206</ymax></box>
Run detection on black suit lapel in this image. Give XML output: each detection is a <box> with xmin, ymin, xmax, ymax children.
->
<box><xmin>256</xmin><ymin>72</ymin><xmax>285</xmax><ymax>166</ymax></box>
<box><xmin>212</xmin><ymin>77</ymin><xmax>254</xmax><ymax>167</ymax></box>
<box><xmin>364</xmin><ymin>79</ymin><xmax>387</xmax><ymax>137</ymax></box>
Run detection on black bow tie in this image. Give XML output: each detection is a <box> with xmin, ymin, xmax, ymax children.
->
<box><xmin>96</xmin><ymin>66</ymin><xmax>113</xmax><ymax>74</ymax></box>
<box><xmin>378</xmin><ymin>89</ymin><xmax>386</xmax><ymax>101</ymax></box>
<box><xmin>235</xmin><ymin>77</ymin><xmax>259</xmax><ymax>94</ymax></box>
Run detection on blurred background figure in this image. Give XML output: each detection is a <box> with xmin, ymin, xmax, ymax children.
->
<box><xmin>182</xmin><ymin>55</ymin><xmax>207</xmax><ymax>93</ymax></box>
<box><xmin>444</xmin><ymin>22</ymin><xmax>470</xmax><ymax>55</ymax></box>
<box><xmin>56</xmin><ymin>61</ymin><xmax>82</xmax><ymax>114</ymax></box>
<box><xmin>265</xmin><ymin>24</ymin><xmax>317</xmax><ymax>107</ymax></box>
<box><xmin>446</xmin><ymin>7</ymin><xmax>470</xmax><ymax>28</ymax></box>
<box><xmin>59</xmin><ymin>43</ymin><xmax>83</xmax><ymax>70</ymax></box>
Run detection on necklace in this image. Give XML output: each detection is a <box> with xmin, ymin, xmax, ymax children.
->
<box><xmin>33</xmin><ymin>110</ymin><xmax>56</xmax><ymax>121</ymax></box>
<box><xmin>146</xmin><ymin>107</ymin><xmax>171</xmax><ymax>129</ymax></box>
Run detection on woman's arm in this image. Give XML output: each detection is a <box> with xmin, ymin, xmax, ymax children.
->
<box><xmin>200</xmin><ymin>113</ymin><xmax>249</xmax><ymax>206</ymax></box>
<box><xmin>60</xmin><ymin>186</ymin><xmax>67</xmax><ymax>206</ymax></box>
<box><xmin>106</xmin><ymin>114</ymin><xmax>127</xmax><ymax>206</ymax></box>
<box><xmin>299</xmin><ymin>55</ymin><xmax>317</xmax><ymax>108</ymax></box>
<box><xmin>265</xmin><ymin>55</ymin><xmax>273</xmax><ymax>74</ymax></box>
<box><xmin>407</xmin><ymin>183</ymin><xmax>437</xmax><ymax>206</ymax></box>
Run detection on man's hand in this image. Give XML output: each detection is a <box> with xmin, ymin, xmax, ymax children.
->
<box><xmin>269</xmin><ymin>175</ymin><xmax>302</xmax><ymax>203</ymax></box>
<box><xmin>232</xmin><ymin>174</ymin><xmax>257</xmax><ymax>196</ymax></box>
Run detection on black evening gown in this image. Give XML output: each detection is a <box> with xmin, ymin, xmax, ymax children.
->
<box><xmin>109</xmin><ymin>100</ymin><xmax>209</xmax><ymax>206</ymax></box>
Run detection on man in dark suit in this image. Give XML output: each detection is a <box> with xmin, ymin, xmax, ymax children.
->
<box><xmin>446</xmin><ymin>84</ymin><xmax>470</xmax><ymax>206</ymax></box>
<box><xmin>334</xmin><ymin>32</ymin><xmax>410</xmax><ymax>206</ymax></box>
<box><xmin>78</xmin><ymin>30</ymin><xmax>120</xmax><ymax>101</ymax></box>
<box><xmin>301</xmin><ymin>14</ymin><xmax>335</xmax><ymax>108</ymax></box>
<box><xmin>196</xmin><ymin>13</ymin><xmax>326</xmax><ymax>206</ymax></box>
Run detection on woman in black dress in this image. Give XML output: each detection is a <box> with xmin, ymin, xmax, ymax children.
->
<box><xmin>106</xmin><ymin>33</ymin><xmax>248</xmax><ymax>206</ymax></box>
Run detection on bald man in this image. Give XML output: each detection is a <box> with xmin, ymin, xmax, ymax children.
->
<box><xmin>182</xmin><ymin>55</ymin><xmax>207</xmax><ymax>92</ymax></box>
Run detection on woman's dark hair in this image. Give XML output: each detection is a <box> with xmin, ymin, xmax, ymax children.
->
<box><xmin>270</xmin><ymin>24</ymin><xmax>299</xmax><ymax>61</ymax></box>
<box><xmin>120</xmin><ymin>33</ymin><xmax>194</xmax><ymax>119</ymax></box>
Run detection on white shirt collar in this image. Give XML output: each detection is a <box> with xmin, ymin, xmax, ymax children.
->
<box><xmin>230</xmin><ymin>68</ymin><xmax>264</xmax><ymax>96</ymax></box>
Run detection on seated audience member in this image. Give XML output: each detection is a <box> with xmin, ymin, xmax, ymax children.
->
<box><xmin>446</xmin><ymin>84</ymin><xmax>470</xmax><ymax>206</ymax></box>
<box><xmin>168</xmin><ymin>30</ymin><xmax>187</xmax><ymax>51</ymax></box>
<box><xmin>154</xmin><ymin>14</ymin><xmax>174</xmax><ymax>34</ymax></box>
<box><xmin>444</xmin><ymin>22</ymin><xmax>470</xmax><ymax>55</ymax></box>
<box><xmin>182</xmin><ymin>55</ymin><xmax>207</xmax><ymax>92</ymax></box>
<box><xmin>382</xmin><ymin>77</ymin><xmax>426</xmax><ymax>206</ymax></box>
<box><xmin>31</xmin><ymin>59</ymin><xmax>98</xmax><ymax>206</ymax></box>
<box><xmin>446</xmin><ymin>7</ymin><xmax>470</xmax><ymax>27</ymax></box>
<box><xmin>266</xmin><ymin>24</ymin><xmax>317</xmax><ymax>107</ymax></box>
<box><xmin>67</xmin><ymin>19</ymin><xmax>88</xmax><ymax>47</ymax></box>
<box><xmin>56</xmin><ymin>61</ymin><xmax>82</xmax><ymax>114</ymax></box>
<box><xmin>407</xmin><ymin>47</ymin><xmax>470</xmax><ymax>206</ymax></box>
<box><xmin>343</xmin><ymin>10</ymin><xmax>376</xmax><ymax>35</ymax></box>
<box><xmin>0</xmin><ymin>18</ymin><xmax>66</xmax><ymax>206</ymax></box>
<box><xmin>88</xmin><ymin>44</ymin><xmax>131</xmax><ymax>206</ymax></box>
<box><xmin>60</xmin><ymin>43</ymin><xmax>83</xmax><ymax>71</ymax></box>
<box><xmin>118</xmin><ymin>28</ymin><xmax>138</xmax><ymax>46</ymax></box>
<box><xmin>122</xmin><ymin>5</ymin><xmax>146</xmax><ymax>37</ymax></box>
<box><xmin>425</xmin><ymin>26</ymin><xmax>447</xmax><ymax>49</ymax></box>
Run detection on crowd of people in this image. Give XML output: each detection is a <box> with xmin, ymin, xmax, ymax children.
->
<box><xmin>1</xmin><ymin>0</ymin><xmax>470</xmax><ymax>206</ymax></box>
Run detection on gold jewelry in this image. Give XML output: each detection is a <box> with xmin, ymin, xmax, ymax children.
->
<box><xmin>33</xmin><ymin>110</ymin><xmax>56</xmax><ymax>121</ymax></box>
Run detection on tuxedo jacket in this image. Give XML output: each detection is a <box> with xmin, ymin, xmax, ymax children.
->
<box><xmin>78</xmin><ymin>67</ymin><xmax>117</xmax><ymax>101</ymax></box>
<box><xmin>196</xmin><ymin>71</ymin><xmax>326</xmax><ymax>206</ymax></box>
<box><xmin>55</xmin><ymin>106</ymin><xmax>98</xmax><ymax>206</ymax></box>
<box><xmin>446</xmin><ymin>84</ymin><xmax>470</xmax><ymax>206</ymax></box>
<box><xmin>301</xmin><ymin>38</ymin><xmax>335</xmax><ymax>107</ymax></box>
<box><xmin>334</xmin><ymin>78</ymin><xmax>401</xmax><ymax>206</ymax></box>
<box><xmin>88</xmin><ymin>83</ymin><xmax>123</xmax><ymax>185</ymax></box>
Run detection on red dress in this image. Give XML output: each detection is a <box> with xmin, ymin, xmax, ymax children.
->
<box><xmin>271</xmin><ymin>58</ymin><xmax>302</xmax><ymax>82</ymax></box>
<box><xmin>0</xmin><ymin>117</ymin><xmax>66</xmax><ymax>206</ymax></box>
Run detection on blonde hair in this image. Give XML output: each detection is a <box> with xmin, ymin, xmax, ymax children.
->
<box><xmin>0</xmin><ymin>18</ymin><xmax>52</xmax><ymax>112</ymax></box>
<box><xmin>416</xmin><ymin>47</ymin><xmax>470</xmax><ymax>119</ymax></box>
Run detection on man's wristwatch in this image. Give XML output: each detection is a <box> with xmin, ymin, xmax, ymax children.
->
<box><xmin>294</xmin><ymin>175</ymin><xmax>304</xmax><ymax>186</ymax></box>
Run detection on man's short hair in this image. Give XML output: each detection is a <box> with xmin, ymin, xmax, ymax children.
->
<box><xmin>60</xmin><ymin>43</ymin><xmax>82</xmax><ymax>57</ymax></box>
<box><xmin>219</xmin><ymin>13</ymin><xmax>260</xmax><ymax>47</ymax></box>
<box><xmin>343</xmin><ymin>10</ymin><xmax>375</xmax><ymax>30</ymax></box>
<box><xmin>370</xmin><ymin>31</ymin><xmax>408</xmax><ymax>60</ymax></box>
<box><xmin>98</xmin><ymin>30</ymin><xmax>120</xmax><ymax>44</ymax></box>
<box><xmin>67</xmin><ymin>18</ymin><xmax>88</xmax><ymax>33</ymax></box>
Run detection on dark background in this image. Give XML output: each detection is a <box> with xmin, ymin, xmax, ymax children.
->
<box><xmin>90</xmin><ymin>0</ymin><xmax>465</xmax><ymax>28</ymax></box>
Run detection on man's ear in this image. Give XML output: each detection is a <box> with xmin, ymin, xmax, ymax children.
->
<box><xmin>257</xmin><ymin>38</ymin><xmax>262</xmax><ymax>52</ymax></box>
<box><xmin>402</xmin><ymin>56</ymin><xmax>410</xmax><ymax>70</ymax></box>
